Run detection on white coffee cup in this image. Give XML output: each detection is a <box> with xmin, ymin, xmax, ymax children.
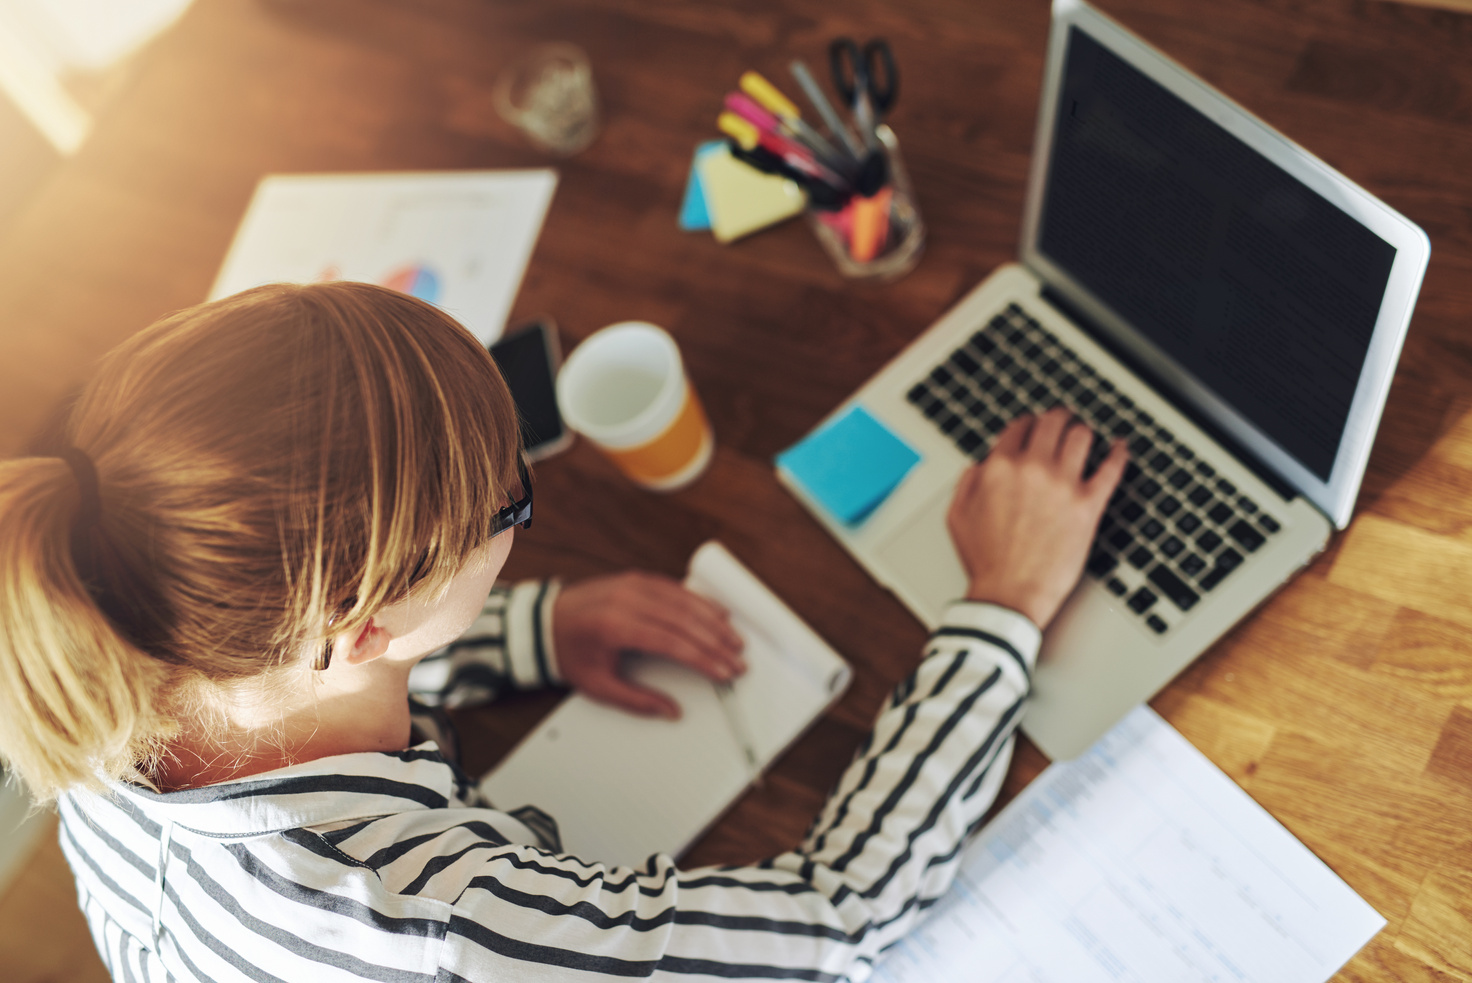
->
<box><xmin>556</xmin><ymin>322</ymin><xmax>714</xmax><ymax>491</ymax></box>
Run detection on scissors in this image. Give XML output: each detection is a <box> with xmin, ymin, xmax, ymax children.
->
<box><xmin>828</xmin><ymin>37</ymin><xmax>897</xmax><ymax>192</ymax></box>
<box><xmin>828</xmin><ymin>37</ymin><xmax>898</xmax><ymax>148</ymax></box>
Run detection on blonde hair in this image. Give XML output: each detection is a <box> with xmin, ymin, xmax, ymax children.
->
<box><xmin>0</xmin><ymin>282</ymin><xmax>521</xmax><ymax>802</ymax></box>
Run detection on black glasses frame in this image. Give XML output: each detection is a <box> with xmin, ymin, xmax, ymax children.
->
<box><xmin>490</xmin><ymin>457</ymin><xmax>533</xmax><ymax>537</ymax></box>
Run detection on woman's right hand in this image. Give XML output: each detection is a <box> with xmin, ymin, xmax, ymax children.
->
<box><xmin>946</xmin><ymin>407</ymin><xmax>1129</xmax><ymax>630</ymax></box>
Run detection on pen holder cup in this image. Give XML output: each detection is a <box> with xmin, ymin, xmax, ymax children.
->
<box><xmin>805</xmin><ymin>125</ymin><xmax>924</xmax><ymax>281</ymax></box>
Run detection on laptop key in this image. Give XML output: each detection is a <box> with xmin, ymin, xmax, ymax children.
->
<box><xmin>1196</xmin><ymin>529</ymin><xmax>1223</xmax><ymax>552</ymax></box>
<box><xmin>1140</xmin><ymin>518</ymin><xmax>1164</xmax><ymax>541</ymax></box>
<box><xmin>1120</xmin><ymin>501</ymin><xmax>1145</xmax><ymax>522</ymax></box>
<box><xmin>1160</xmin><ymin>535</ymin><xmax>1184</xmax><ymax>557</ymax></box>
<box><xmin>1216</xmin><ymin>478</ymin><xmax>1237</xmax><ymax>496</ymax></box>
<box><xmin>1136</xmin><ymin>478</ymin><xmax>1161</xmax><ymax>500</ymax></box>
<box><xmin>1176</xmin><ymin>513</ymin><xmax>1202</xmax><ymax>534</ymax></box>
<box><xmin>1195</xmin><ymin>461</ymin><xmax>1215</xmax><ymax>478</ymax></box>
<box><xmin>952</xmin><ymin>350</ymin><xmax>980</xmax><ymax>375</ymax></box>
<box><xmin>1187</xmin><ymin>485</ymin><xmax>1212</xmax><ymax>506</ymax></box>
<box><xmin>1259</xmin><ymin>514</ymin><xmax>1281</xmax><ymax>534</ymax></box>
<box><xmin>1157</xmin><ymin>495</ymin><xmax>1180</xmax><ymax>516</ymax></box>
<box><xmin>1149</xmin><ymin>451</ymin><xmax>1172</xmax><ymax>472</ymax></box>
<box><xmin>970</xmin><ymin>332</ymin><xmax>996</xmax><ymax>354</ymax></box>
<box><xmin>1238</xmin><ymin>496</ymin><xmax>1258</xmax><ymax>514</ymax></box>
<box><xmin>1129</xmin><ymin>435</ymin><xmax>1153</xmax><ymax>456</ymax></box>
<box><xmin>1168</xmin><ymin>468</ymin><xmax>1192</xmax><ymax>489</ymax></box>
<box><xmin>957</xmin><ymin>430</ymin><xmax>984</xmax><ymax>454</ymax></box>
<box><xmin>1228</xmin><ymin>520</ymin><xmax>1266</xmax><ymax>552</ymax></box>
<box><xmin>1148</xmin><ymin>565</ymin><xmax>1199</xmax><ymax>611</ymax></box>
<box><xmin>1086</xmin><ymin>550</ymin><xmax>1118</xmax><ymax>578</ymax></box>
<box><xmin>931</xmin><ymin>366</ymin><xmax>953</xmax><ymax>386</ymax></box>
<box><xmin>1198</xmin><ymin>566</ymin><xmax>1229</xmax><ymax>591</ymax></box>
<box><xmin>1106</xmin><ymin>577</ymin><xmax>1128</xmax><ymax>596</ymax></box>
<box><xmin>907</xmin><ymin>383</ymin><xmax>928</xmax><ymax>404</ymax></box>
<box><xmin>1179</xmin><ymin>553</ymin><xmax>1206</xmax><ymax>576</ymax></box>
<box><xmin>1208</xmin><ymin>502</ymin><xmax>1233</xmax><ymax>525</ymax></box>
<box><xmin>939</xmin><ymin>414</ymin><xmax>964</xmax><ymax>434</ymax></box>
<box><xmin>1128</xmin><ymin>546</ymin><xmax>1153</xmax><ymax>569</ymax></box>
<box><xmin>1128</xmin><ymin>587</ymin><xmax>1157</xmax><ymax>613</ymax></box>
<box><xmin>1108</xmin><ymin>527</ymin><xmax>1133</xmax><ymax>551</ymax></box>
<box><xmin>1146</xmin><ymin>613</ymin><xmax>1168</xmax><ymax>634</ymax></box>
<box><xmin>1216</xmin><ymin>547</ymin><xmax>1243</xmax><ymax>572</ymax></box>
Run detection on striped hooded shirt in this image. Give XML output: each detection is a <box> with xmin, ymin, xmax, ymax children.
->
<box><xmin>58</xmin><ymin>579</ymin><xmax>1039</xmax><ymax>983</ymax></box>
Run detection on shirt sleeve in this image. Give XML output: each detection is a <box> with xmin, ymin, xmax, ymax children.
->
<box><xmin>408</xmin><ymin>579</ymin><xmax>565</xmax><ymax>709</ymax></box>
<box><xmin>436</xmin><ymin>599</ymin><xmax>1039</xmax><ymax>982</ymax></box>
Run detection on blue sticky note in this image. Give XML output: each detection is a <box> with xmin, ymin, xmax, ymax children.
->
<box><xmin>678</xmin><ymin>141</ymin><xmax>723</xmax><ymax>231</ymax></box>
<box><xmin>776</xmin><ymin>406</ymin><xmax>922</xmax><ymax>526</ymax></box>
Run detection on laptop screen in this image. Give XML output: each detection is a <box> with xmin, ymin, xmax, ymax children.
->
<box><xmin>1035</xmin><ymin>27</ymin><xmax>1397</xmax><ymax>481</ymax></box>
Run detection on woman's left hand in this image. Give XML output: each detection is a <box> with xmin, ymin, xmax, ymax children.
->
<box><xmin>551</xmin><ymin>571</ymin><xmax>746</xmax><ymax>719</ymax></box>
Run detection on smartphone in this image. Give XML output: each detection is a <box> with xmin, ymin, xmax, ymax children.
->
<box><xmin>488</xmin><ymin>318</ymin><xmax>573</xmax><ymax>461</ymax></box>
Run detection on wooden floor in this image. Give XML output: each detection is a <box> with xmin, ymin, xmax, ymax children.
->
<box><xmin>2</xmin><ymin>0</ymin><xmax>1471</xmax><ymax>980</ymax></box>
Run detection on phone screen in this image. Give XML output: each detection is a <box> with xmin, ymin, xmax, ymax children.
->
<box><xmin>489</xmin><ymin>321</ymin><xmax>568</xmax><ymax>459</ymax></box>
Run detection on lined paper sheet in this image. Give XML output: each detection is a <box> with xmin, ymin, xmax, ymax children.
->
<box><xmin>872</xmin><ymin>706</ymin><xmax>1383</xmax><ymax>983</ymax></box>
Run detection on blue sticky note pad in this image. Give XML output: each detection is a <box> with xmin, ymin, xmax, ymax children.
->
<box><xmin>678</xmin><ymin>141</ymin><xmax>723</xmax><ymax>231</ymax></box>
<box><xmin>776</xmin><ymin>406</ymin><xmax>922</xmax><ymax>526</ymax></box>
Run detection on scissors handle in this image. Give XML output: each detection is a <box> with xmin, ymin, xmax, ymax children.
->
<box><xmin>862</xmin><ymin>40</ymin><xmax>897</xmax><ymax>117</ymax></box>
<box><xmin>828</xmin><ymin>38</ymin><xmax>898</xmax><ymax>117</ymax></box>
<box><xmin>828</xmin><ymin>38</ymin><xmax>866</xmax><ymax>107</ymax></box>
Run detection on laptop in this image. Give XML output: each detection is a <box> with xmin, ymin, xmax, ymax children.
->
<box><xmin>776</xmin><ymin>0</ymin><xmax>1431</xmax><ymax>759</ymax></box>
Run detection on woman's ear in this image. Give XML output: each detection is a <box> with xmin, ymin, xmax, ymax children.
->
<box><xmin>333</xmin><ymin>618</ymin><xmax>393</xmax><ymax>667</ymax></box>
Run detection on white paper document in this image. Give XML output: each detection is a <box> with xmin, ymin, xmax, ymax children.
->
<box><xmin>209</xmin><ymin>170</ymin><xmax>557</xmax><ymax>344</ymax></box>
<box><xmin>873</xmin><ymin>706</ymin><xmax>1383</xmax><ymax>983</ymax></box>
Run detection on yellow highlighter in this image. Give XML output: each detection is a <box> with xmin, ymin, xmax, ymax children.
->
<box><xmin>717</xmin><ymin>111</ymin><xmax>761</xmax><ymax>152</ymax></box>
<box><xmin>739</xmin><ymin>71</ymin><xmax>801</xmax><ymax>121</ymax></box>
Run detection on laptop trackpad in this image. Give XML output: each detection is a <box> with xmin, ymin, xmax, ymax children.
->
<box><xmin>873</xmin><ymin>486</ymin><xmax>968</xmax><ymax>627</ymax></box>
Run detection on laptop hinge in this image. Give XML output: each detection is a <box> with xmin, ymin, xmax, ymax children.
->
<box><xmin>1038</xmin><ymin>284</ymin><xmax>1299</xmax><ymax>504</ymax></box>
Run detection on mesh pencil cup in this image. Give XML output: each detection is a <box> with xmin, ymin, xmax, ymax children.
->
<box><xmin>806</xmin><ymin>125</ymin><xmax>925</xmax><ymax>281</ymax></box>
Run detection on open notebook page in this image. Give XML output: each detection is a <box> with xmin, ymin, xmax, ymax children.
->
<box><xmin>480</xmin><ymin>542</ymin><xmax>850</xmax><ymax>868</ymax></box>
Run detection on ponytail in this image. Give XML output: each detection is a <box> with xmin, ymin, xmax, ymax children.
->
<box><xmin>0</xmin><ymin>280</ymin><xmax>520</xmax><ymax>804</ymax></box>
<box><xmin>0</xmin><ymin>458</ymin><xmax>174</xmax><ymax>803</ymax></box>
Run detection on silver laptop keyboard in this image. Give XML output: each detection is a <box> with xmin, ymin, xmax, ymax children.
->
<box><xmin>905</xmin><ymin>302</ymin><xmax>1282</xmax><ymax>635</ymax></box>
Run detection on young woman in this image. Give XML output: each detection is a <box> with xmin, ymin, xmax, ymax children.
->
<box><xmin>0</xmin><ymin>281</ymin><xmax>1125</xmax><ymax>983</ymax></box>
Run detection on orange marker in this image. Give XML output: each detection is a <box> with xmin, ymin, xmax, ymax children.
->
<box><xmin>849</xmin><ymin>186</ymin><xmax>893</xmax><ymax>262</ymax></box>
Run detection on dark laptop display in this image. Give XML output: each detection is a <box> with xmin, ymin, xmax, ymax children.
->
<box><xmin>1037</xmin><ymin>27</ymin><xmax>1397</xmax><ymax>481</ymax></box>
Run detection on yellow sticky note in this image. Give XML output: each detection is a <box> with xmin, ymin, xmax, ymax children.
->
<box><xmin>696</xmin><ymin>146</ymin><xmax>806</xmax><ymax>243</ymax></box>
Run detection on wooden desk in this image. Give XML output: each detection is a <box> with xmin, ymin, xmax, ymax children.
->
<box><xmin>2</xmin><ymin>1</ymin><xmax>1470</xmax><ymax>980</ymax></box>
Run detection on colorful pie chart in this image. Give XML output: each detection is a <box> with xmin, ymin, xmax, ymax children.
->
<box><xmin>379</xmin><ymin>264</ymin><xmax>442</xmax><ymax>304</ymax></box>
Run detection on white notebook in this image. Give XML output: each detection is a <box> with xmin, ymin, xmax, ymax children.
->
<box><xmin>480</xmin><ymin>542</ymin><xmax>852</xmax><ymax>867</ymax></box>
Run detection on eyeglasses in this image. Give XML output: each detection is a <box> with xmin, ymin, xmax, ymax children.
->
<box><xmin>490</xmin><ymin>457</ymin><xmax>533</xmax><ymax>537</ymax></box>
<box><xmin>316</xmin><ymin>459</ymin><xmax>533</xmax><ymax>671</ymax></box>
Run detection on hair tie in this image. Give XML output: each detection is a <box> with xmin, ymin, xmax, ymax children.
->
<box><xmin>59</xmin><ymin>448</ymin><xmax>102</xmax><ymax>528</ymax></box>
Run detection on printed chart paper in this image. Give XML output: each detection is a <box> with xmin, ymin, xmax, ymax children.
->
<box><xmin>872</xmin><ymin>706</ymin><xmax>1384</xmax><ymax>983</ymax></box>
<box><xmin>209</xmin><ymin>170</ymin><xmax>557</xmax><ymax>344</ymax></box>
